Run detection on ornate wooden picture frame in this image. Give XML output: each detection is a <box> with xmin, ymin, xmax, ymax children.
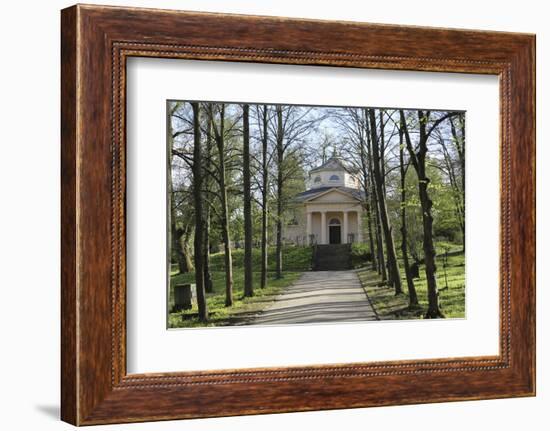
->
<box><xmin>61</xmin><ymin>4</ymin><xmax>535</xmax><ymax>425</ymax></box>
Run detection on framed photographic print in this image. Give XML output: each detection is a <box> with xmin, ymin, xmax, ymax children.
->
<box><xmin>61</xmin><ymin>4</ymin><xmax>535</xmax><ymax>425</ymax></box>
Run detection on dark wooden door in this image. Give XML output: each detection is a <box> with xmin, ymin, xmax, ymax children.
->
<box><xmin>329</xmin><ymin>226</ymin><xmax>341</xmax><ymax>244</ymax></box>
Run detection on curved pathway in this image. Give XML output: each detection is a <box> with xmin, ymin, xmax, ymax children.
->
<box><xmin>244</xmin><ymin>270</ymin><xmax>378</xmax><ymax>326</ymax></box>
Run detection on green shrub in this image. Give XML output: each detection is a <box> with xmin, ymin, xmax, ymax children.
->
<box><xmin>351</xmin><ymin>243</ymin><xmax>372</xmax><ymax>268</ymax></box>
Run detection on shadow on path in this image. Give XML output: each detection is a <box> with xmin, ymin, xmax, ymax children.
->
<box><xmin>236</xmin><ymin>270</ymin><xmax>378</xmax><ymax>326</ymax></box>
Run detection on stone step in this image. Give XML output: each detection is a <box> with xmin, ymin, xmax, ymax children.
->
<box><xmin>315</xmin><ymin>256</ymin><xmax>350</xmax><ymax>263</ymax></box>
<box><xmin>313</xmin><ymin>263</ymin><xmax>350</xmax><ymax>271</ymax></box>
<box><xmin>315</xmin><ymin>244</ymin><xmax>350</xmax><ymax>251</ymax></box>
<box><xmin>313</xmin><ymin>244</ymin><xmax>352</xmax><ymax>270</ymax></box>
<box><xmin>315</xmin><ymin>256</ymin><xmax>349</xmax><ymax>262</ymax></box>
<box><xmin>315</xmin><ymin>251</ymin><xmax>349</xmax><ymax>257</ymax></box>
<box><xmin>315</xmin><ymin>248</ymin><xmax>349</xmax><ymax>254</ymax></box>
<box><xmin>315</xmin><ymin>251</ymin><xmax>350</xmax><ymax>258</ymax></box>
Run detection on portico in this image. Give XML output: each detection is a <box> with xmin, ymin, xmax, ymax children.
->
<box><xmin>282</xmin><ymin>156</ymin><xmax>366</xmax><ymax>246</ymax></box>
<box><xmin>306</xmin><ymin>208</ymin><xmax>363</xmax><ymax>245</ymax></box>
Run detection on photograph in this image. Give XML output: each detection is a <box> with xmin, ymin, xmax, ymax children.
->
<box><xmin>167</xmin><ymin>101</ymin><xmax>466</xmax><ymax>328</ymax></box>
<box><xmin>45</xmin><ymin>1</ymin><xmax>537</xmax><ymax>426</ymax></box>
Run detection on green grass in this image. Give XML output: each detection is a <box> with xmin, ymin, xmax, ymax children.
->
<box><xmin>350</xmin><ymin>242</ymin><xmax>373</xmax><ymax>269</ymax></box>
<box><xmin>357</xmin><ymin>252</ymin><xmax>465</xmax><ymax>320</ymax></box>
<box><xmin>168</xmin><ymin>246</ymin><xmax>312</xmax><ymax>328</ymax></box>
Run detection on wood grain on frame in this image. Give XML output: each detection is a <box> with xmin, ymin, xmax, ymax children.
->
<box><xmin>61</xmin><ymin>4</ymin><xmax>535</xmax><ymax>425</ymax></box>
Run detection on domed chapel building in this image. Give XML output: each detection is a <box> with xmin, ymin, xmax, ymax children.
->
<box><xmin>283</xmin><ymin>156</ymin><xmax>366</xmax><ymax>246</ymax></box>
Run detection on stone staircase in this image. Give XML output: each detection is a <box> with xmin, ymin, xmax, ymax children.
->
<box><xmin>313</xmin><ymin>244</ymin><xmax>352</xmax><ymax>271</ymax></box>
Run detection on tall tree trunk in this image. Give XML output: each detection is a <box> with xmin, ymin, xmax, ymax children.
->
<box><xmin>203</xmin><ymin>210</ymin><xmax>213</xmax><ymax>293</ymax></box>
<box><xmin>366</xmin><ymin>124</ymin><xmax>386</xmax><ymax>280</ymax></box>
<box><xmin>417</xmin><ymin>164</ymin><xmax>440</xmax><ymax>317</ymax></box>
<box><xmin>359</xmin><ymin>136</ymin><xmax>377</xmax><ymax>271</ymax></box>
<box><xmin>213</xmin><ymin>104</ymin><xmax>234</xmax><ymax>307</ymax></box>
<box><xmin>450</xmin><ymin>116</ymin><xmax>466</xmax><ymax>251</ymax></box>
<box><xmin>180</xmin><ymin>227</ymin><xmax>194</xmax><ymax>273</ymax></box>
<box><xmin>440</xmin><ymin>138</ymin><xmax>465</xmax><ymax>251</ymax></box>
<box><xmin>178</xmin><ymin>233</ymin><xmax>192</xmax><ymax>274</ymax></box>
<box><xmin>203</xmin><ymin>120</ymin><xmax>214</xmax><ymax>292</ymax></box>
<box><xmin>167</xmin><ymin>106</ymin><xmax>188</xmax><ymax>275</ymax></box>
<box><xmin>400</xmin><ymin>109</ymin><xmax>445</xmax><ymax>318</ymax></box>
<box><xmin>220</xmin><ymin>180</ymin><xmax>233</xmax><ymax>307</ymax></box>
<box><xmin>379</xmin><ymin>110</ymin><xmax>389</xmax><ymax>207</ymax></box>
<box><xmin>399</xmin><ymin>128</ymin><xmax>418</xmax><ymax>307</ymax></box>
<box><xmin>173</xmin><ymin>228</ymin><xmax>192</xmax><ymax>274</ymax></box>
<box><xmin>378</xmin><ymin>110</ymin><xmax>394</xmax><ymax>286</ymax></box>
<box><xmin>372</xmin><ymin>178</ymin><xmax>386</xmax><ymax>278</ymax></box>
<box><xmin>167</xmin><ymin>107</ymin><xmax>174</xmax><ymax>278</ymax></box>
<box><xmin>275</xmin><ymin>106</ymin><xmax>284</xmax><ymax>279</ymax></box>
<box><xmin>368</xmin><ymin>108</ymin><xmax>403</xmax><ymax>295</ymax></box>
<box><xmin>242</xmin><ymin>104</ymin><xmax>254</xmax><ymax>297</ymax></box>
<box><xmin>260</xmin><ymin>105</ymin><xmax>269</xmax><ymax>289</ymax></box>
<box><xmin>191</xmin><ymin>102</ymin><xmax>208</xmax><ymax>321</ymax></box>
<box><xmin>365</xmin><ymin>197</ymin><xmax>377</xmax><ymax>271</ymax></box>
<box><xmin>168</xmin><ymin>169</ymin><xmax>189</xmax><ymax>273</ymax></box>
<box><xmin>168</xmin><ymin>191</ymin><xmax>178</xmax><ymax>271</ymax></box>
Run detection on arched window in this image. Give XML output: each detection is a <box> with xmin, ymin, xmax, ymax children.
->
<box><xmin>329</xmin><ymin>174</ymin><xmax>340</xmax><ymax>181</ymax></box>
<box><xmin>313</xmin><ymin>176</ymin><xmax>322</xmax><ymax>183</ymax></box>
<box><xmin>329</xmin><ymin>218</ymin><xmax>341</xmax><ymax>225</ymax></box>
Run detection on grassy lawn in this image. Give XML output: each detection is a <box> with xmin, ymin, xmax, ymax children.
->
<box><xmin>168</xmin><ymin>246</ymin><xmax>312</xmax><ymax>328</ymax></box>
<box><xmin>357</xmin><ymin>251</ymin><xmax>465</xmax><ymax>320</ymax></box>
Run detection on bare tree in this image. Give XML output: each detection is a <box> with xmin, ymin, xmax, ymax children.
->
<box><xmin>168</xmin><ymin>103</ymin><xmax>194</xmax><ymax>275</ymax></box>
<box><xmin>364</xmin><ymin>118</ymin><xmax>387</xmax><ymax>280</ymax></box>
<box><xmin>368</xmin><ymin>108</ymin><xmax>402</xmax><ymax>295</ymax></box>
<box><xmin>208</xmin><ymin>103</ymin><xmax>235</xmax><ymax>307</ymax></box>
<box><xmin>331</xmin><ymin>108</ymin><xmax>377</xmax><ymax>270</ymax></box>
<box><xmin>191</xmin><ymin>102</ymin><xmax>208</xmax><ymax>321</ymax></box>
<box><xmin>448</xmin><ymin>115</ymin><xmax>465</xmax><ymax>250</ymax></box>
<box><xmin>259</xmin><ymin>105</ymin><xmax>270</xmax><ymax>289</ymax></box>
<box><xmin>242</xmin><ymin>104</ymin><xmax>254</xmax><ymax>297</ymax></box>
<box><xmin>202</xmin><ymin>119</ymin><xmax>214</xmax><ymax>292</ymax></box>
<box><xmin>275</xmin><ymin>106</ymin><xmax>284</xmax><ymax>278</ymax></box>
<box><xmin>398</xmin><ymin>126</ymin><xmax>419</xmax><ymax>307</ymax></box>
<box><xmin>272</xmin><ymin>105</ymin><xmax>323</xmax><ymax>278</ymax></box>
<box><xmin>358</xmin><ymin>135</ymin><xmax>377</xmax><ymax>271</ymax></box>
<box><xmin>171</xmin><ymin>188</ymin><xmax>195</xmax><ymax>274</ymax></box>
<box><xmin>400</xmin><ymin>109</ymin><xmax>459</xmax><ymax>318</ymax></box>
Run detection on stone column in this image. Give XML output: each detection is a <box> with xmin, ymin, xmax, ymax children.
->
<box><xmin>356</xmin><ymin>210</ymin><xmax>363</xmax><ymax>242</ymax></box>
<box><xmin>343</xmin><ymin>211</ymin><xmax>349</xmax><ymax>243</ymax></box>
<box><xmin>306</xmin><ymin>212</ymin><xmax>312</xmax><ymax>245</ymax></box>
<box><xmin>320</xmin><ymin>211</ymin><xmax>327</xmax><ymax>244</ymax></box>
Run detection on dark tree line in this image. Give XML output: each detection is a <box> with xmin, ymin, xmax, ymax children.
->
<box><xmin>169</xmin><ymin>102</ymin><xmax>322</xmax><ymax>321</ymax></box>
<box><xmin>334</xmin><ymin>107</ymin><xmax>464</xmax><ymax>318</ymax></box>
<box><xmin>170</xmin><ymin>101</ymin><xmax>464</xmax><ymax>320</ymax></box>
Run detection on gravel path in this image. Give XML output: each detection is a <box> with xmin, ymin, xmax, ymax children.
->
<box><xmin>245</xmin><ymin>270</ymin><xmax>377</xmax><ymax>326</ymax></box>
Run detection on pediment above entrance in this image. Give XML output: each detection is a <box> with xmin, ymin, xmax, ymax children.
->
<box><xmin>305</xmin><ymin>188</ymin><xmax>359</xmax><ymax>203</ymax></box>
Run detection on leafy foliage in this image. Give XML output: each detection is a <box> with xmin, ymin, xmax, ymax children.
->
<box><xmin>168</xmin><ymin>246</ymin><xmax>312</xmax><ymax>328</ymax></box>
<box><xmin>357</xmin><ymin>251</ymin><xmax>465</xmax><ymax>319</ymax></box>
<box><xmin>168</xmin><ymin>101</ymin><xmax>465</xmax><ymax>324</ymax></box>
